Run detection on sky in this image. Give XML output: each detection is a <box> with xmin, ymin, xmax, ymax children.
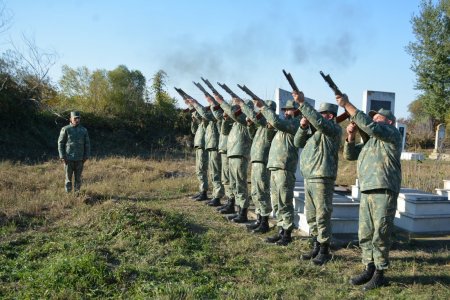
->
<box><xmin>2</xmin><ymin>0</ymin><xmax>425</xmax><ymax>118</ymax></box>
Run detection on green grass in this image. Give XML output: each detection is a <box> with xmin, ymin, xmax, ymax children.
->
<box><xmin>0</xmin><ymin>156</ymin><xmax>449</xmax><ymax>299</ymax></box>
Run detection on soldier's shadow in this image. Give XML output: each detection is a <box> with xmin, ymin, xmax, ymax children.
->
<box><xmin>389</xmin><ymin>274</ymin><xmax>450</xmax><ymax>286</ymax></box>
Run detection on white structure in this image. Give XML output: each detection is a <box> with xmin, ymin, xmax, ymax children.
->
<box><xmin>274</xmin><ymin>88</ymin><xmax>315</xmax><ymax>118</ymax></box>
<box><xmin>396</xmin><ymin>122</ymin><xmax>407</xmax><ymax>152</ymax></box>
<box><xmin>362</xmin><ymin>90</ymin><xmax>395</xmax><ymax>114</ymax></box>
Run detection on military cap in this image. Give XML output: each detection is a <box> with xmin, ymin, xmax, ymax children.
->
<box><xmin>281</xmin><ymin>100</ymin><xmax>298</xmax><ymax>110</ymax></box>
<box><xmin>369</xmin><ymin>108</ymin><xmax>396</xmax><ymax>123</ymax></box>
<box><xmin>317</xmin><ymin>102</ymin><xmax>338</xmax><ymax>115</ymax></box>
<box><xmin>246</xmin><ymin>100</ymin><xmax>254</xmax><ymax>109</ymax></box>
<box><xmin>70</xmin><ymin>111</ymin><xmax>81</xmax><ymax>118</ymax></box>
<box><xmin>265</xmin><ymin>100</ymin><xmax>276</xmax><ymax>111</ymax></box>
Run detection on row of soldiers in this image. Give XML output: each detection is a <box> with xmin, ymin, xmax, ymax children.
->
<box><xmin>185</xmin><ymin>84</ymin><xmax>402</xmax><ymax>291</ymax></box>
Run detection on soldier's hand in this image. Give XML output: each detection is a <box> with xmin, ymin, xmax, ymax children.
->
<box><xmin>300</xmin><ymin>117</ymin><xmax>309</xmax><ymax>128</ymax></box>
<box><xmin>254</xmin><ymin>99</ymin><xmax>264</xmax><ymax>108</ymax></box>
<box><xmin>336</xmin><ymin>94</ymin><xmax>349</xmax><ymax>107</ymax></box>
<box><xmin>235</xmin><ymin>98</ymin><xmax>244</xmax><ymax>106</ymax></box>
<box><xmin>292</xmin><ymin>90</ymin><xmax>305</xmax><ymax>104</ymax></box>
<box><xmin>346</xmin><ymin>122</ymin><xmax>357</xmax><ymax>141</ymax></box>
<box><xmin>205</xmin><ymin>96</ymin><xmax>214</xmax><ymax>104</ymax></box>
<box><xmin>214</xmin><ymin>94</ymin><xmax>223</xmax><ymax>104</ymax></box>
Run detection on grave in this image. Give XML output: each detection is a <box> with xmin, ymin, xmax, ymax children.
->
<box><xmin>429</xmin><ymin>124</ymin><xmax>449</xmax><ymax>160</ymax></box>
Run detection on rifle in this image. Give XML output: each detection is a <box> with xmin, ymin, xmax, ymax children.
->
<box><xmin>319</xmin><ymin>71</ymin><xmax>349</xmax><ymax>122</ymax></box>
<box><xmin>201</xmin><ymin>77</ymin><xmax>224</xmax><ymax>101</ymax></box>
<box><xmin>282</xmin><ymin>69</ymin><xmax>300</xmax><ymax>92</ymax></box>
<box><xmin>193</xmin><ymin>81</ymin><xmax>214</xmax><ymax>100</ymax></box>
<box><xmin>174</xmin><ymin>87</ymin><xmax>195</xmax><ymax>100</ymax></box>
<box><xmin>237</xmin><ymin>84</ymin><xmax>263</xmax><ymax>101</ymax></box>
<box><xmin>217</xmin><ymin>82</ymin><xmax>243</xmax><ymax>100</ymax></box>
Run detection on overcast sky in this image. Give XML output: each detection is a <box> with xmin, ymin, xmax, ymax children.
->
<box><xmin>3</xmin><ymin>0</ymin><xmax>424</xmax><ymax>118</ymax></box>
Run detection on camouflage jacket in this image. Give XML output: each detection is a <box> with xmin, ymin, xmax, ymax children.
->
<box><xmin>261</xmin><ymin>103</ymin><xmax>300</xmax><ymax>172</ymax></box>
<box><xmin>241</xmin><ymin>103</ymin><xmax>276</xmax><ymax>164</ymax></box>
<box><xmin>294</xmin><ymin>102</ymin><xmax>342</xmax><ymax>180</ymax></box>
<box><xmin>343</xmin><ymin>110</ymin><xmax>402</xmax><ymax>193</ymax></box>
<box><xmin>193</xmin><ymin>111</ymin><xmax>208</xmax><ymax>149</ymax></box>
<box><xmin>220</xmin><ymin>101</ymin><xmax>251</xmax><ymax>158</ymax></box>
<box><xmin>219</xmin><ymin>118</ymin><xmax>233</xmax><ymax>153</ymax></box>
<box><xmin>58</xmin><ymin>124</ymin><xmax>90</xmax><ymax>161</ymax></box>
<box><xmin>193</xmin><ymin>102</ymin><xmax>220</xmax><ymax>150</ymax></box>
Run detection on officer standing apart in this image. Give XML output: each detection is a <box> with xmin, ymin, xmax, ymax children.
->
<box><xmin>58</xmin><ymin>111</ymin><xmax>90</xmax><ymax>193</ymax></box>
<box><xmin>337</xmin><ymin>94</ymin><xmax>402</xmax><ymax>291</ymax></box>
<box><xmin>255</xmin><ymin>99</ymin><xmax>300</xmax><ymax>246</ymax></box>
<box><xmin>293</xmin><ymin>92</ymin><xmax>342</xmax><ymax>265</ymax></box>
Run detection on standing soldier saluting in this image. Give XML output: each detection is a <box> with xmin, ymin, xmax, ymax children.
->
<box><xmin>293</xmin><ymin>91</ymin><xmax>342</xmax><ymax>265</ymax></box>
<box><xmin>338</xmin><ymin>94</ymin><xmax>402</xmax><ymax>291</ymax></box>
<box><xmin>58</xmin><ymin>111</ymin><xmax>90</xmax><ymax>193</ymax></box>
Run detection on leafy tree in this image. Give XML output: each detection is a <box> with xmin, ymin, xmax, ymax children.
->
<box><xmin>150</xmin><ymin>69</ymin><xmax>177</xmax><ymax>110</ymax></box>
<box><xmin>407</xmin><ymin>0</ymin><xmax>450</xmax><ymax>124</ymax></box>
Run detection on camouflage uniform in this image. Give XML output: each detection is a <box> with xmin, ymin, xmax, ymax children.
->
<box><xmin>220</xmin><ymin>101</ymin><xmax>251</xmax><ymax>210</ymax></box>
<box><xmin>58</xmin><ymin>113</ymin><xmax>90</xmax><ymax>192</ymax></box>
<box><xmin>193</xmin><ymin>102</ymin><xmax>224</xmax><ymax>199</ymax></box>
<box><xmin>192</xmin><ymin>111</ymin><xmax>209</xmax><ymax>193</ymax></box>
<box><xmin>294</xmin><ymin>102</ymin><xmax>342</xmax><ymax>244</ymax></box>
<box><xmin>218</xmin><ymin>113</ymin><xmax>235</xmax><ymax>200</ymax></box>
<box><xmin>241</xmin><ymin>101</ymin><xmax>276</xmax><ymax>217</ymax></box>
<box><xmin>343</xmin><ymin>109</ymin><xmax>402</xmax><ymax>270</ymax></box>
<box><xmin>261</xmin><ymin>102</ymin><xmax>300</xmax><ymax>231</ymax></box>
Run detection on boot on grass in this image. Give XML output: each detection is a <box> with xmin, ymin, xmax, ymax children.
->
<box><xmin>252</xmin><ymin>215</ymin><xmax>270</xmax><ymax>234</ymax></box>
<box><xmin>312</xmin><ymin>243</ymin><xmax>332</xmax><ymax>265</ymax></box>
<box><xmin>350</xmin><ymin>263</ymin><xmax>375</xmax><ymax>286</ymax></box>
<box><xmin>265</xmin><ymin>227</ymin><xmax>284</xmax><ymax>243</ymax></box>
<box><xmin>301</xmin><ymin>237</ymin><xmax>320</xmax><ymax>260</ymax></box>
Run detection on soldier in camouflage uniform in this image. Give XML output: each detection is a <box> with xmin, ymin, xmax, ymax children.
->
<box><xmin>255</xmin><ymin>99</ymin><xmax>300</xmax><ymax>245</ymax></box>
<box><xmin>190</xmin><ymin>108</ymin><xmax>209</xmax><ymax>201</ymax></box>
<box><xmin>293</xmin><ymin>92</ymin><xmax>342</xmax><ymax>265</ymax></box>
<box><xmin>58</xmin><ymin>111</ymin><xmax>90</xmax><ymax>193</ymax></box>
<box><xmin>239</xmin><ymin>99</ymin><xmax>277</xmax><ymax>233</ymax></box>
<box><xmin>215</xmin><ymin>97</ymin><xmax>252</xmax><ymax>223</ymax></box>
<box><xmin>188</xmin><ymin>98</ymin><xmax>225</xmax><ymax>204</ymax></box>
<box><xmin>338</xmin><ymin>94</ymin><xmax>402</xmax><ymax>291</ymax></box>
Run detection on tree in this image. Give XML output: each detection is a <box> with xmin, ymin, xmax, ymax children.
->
<box><xmin>150</xmin><ymin>69</ymin><xmax>176</xmax><ymax>109</ymax></box>
<box><xmin>407</xmin><ymin>0</ymin><xmax>450</xmax><ymax>124</ymax></box>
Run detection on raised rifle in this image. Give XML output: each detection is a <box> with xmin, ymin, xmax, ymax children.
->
<box><xmin>193</xmin><ymin>81</ymin><xmax>214</xmax><ymax>100</ymax></box>
<box><xmin>319</xmin><ymin>71</ymin><xmax>350</xmax><ymax>122</ymax></box>
<box><xmin>217</xmin><ymin>82</ymin><xmax>243</xmax><ymax>100</ymax></box>
<box><xmin>201</xmin><ymin>77</ymin><xmax>224</xmax><ymax>101</ymax></box>
<box><xmin>237</xmin><ymin>84</ymin><xmax>263</xmax><ymax>101</ymax></box>
<box><xmin>282</xmin><ymin>69</ymin><xmax>300</xmax><ymax>92</ymax></box>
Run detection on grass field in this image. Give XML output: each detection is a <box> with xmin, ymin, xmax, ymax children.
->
<box><xmin>0</xmin><ymin>155</ymin><xmax>449</xmax><ymax>299</ymax></box>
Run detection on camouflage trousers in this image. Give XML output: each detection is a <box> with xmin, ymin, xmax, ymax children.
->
<box><xmin>304</xmin><ymin>180</ymin><xmax>334</xmax><ymax>244</ymax></box>
<box><xmin>221</xmin><ymin>153</ymin><xmax>234</xmax><ymax>199</ymax></box>
<box><xmin>359</xmin><ymin>189</ymin><xmax>398</xmax><ymax>270</ymax></box>
<box><xmin>251</xmin><ymin>162</ymin><xmax>272</xmax><ymax>216</ymax></box>
<box><xmin>270</xmin><ymin>169</ymin><xmax>295</xmax><ymax>230</ymax></box>
<box><xmin>64</xmin><ymin>160</ymin><xmax>84</xmax><ymax>192</ymax></box>
<box><xmin>208</xmin><ymin>150</ymin><xmax>224</xmax><ymax>198</ymax></box>
<box><xmin>228</xmin><ymin>156</ymin><xmax>249</xmax><ymax>209</ymax></box>
<box><xmin>195</xmin><ymin>148</ymin><xmax>208</xmax><ymax>192</ymax></box>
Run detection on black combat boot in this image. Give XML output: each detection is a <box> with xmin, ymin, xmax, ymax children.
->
<box><xmin>207</xmin><ymin>197</ymin><xmax>221</xmax><ymax>207</ymax></box>
<box><xmin>191</xmin><ymin>192</ymin><xmax>202</xmax><ymax>199</ymax></box>
<box><xmin>362</xmin><ymin>269</ymin><xmax>388</xmax><ymax>291</ymax></box>
<box><xmin>301</xmin><ymin>237</ymin><xmax>320</xmax><ymax>260</ymax></box>
<box><xmin>312</xmin><ymin>243</ymin><xmax>332</xmax><ymax>265</ymax></box>
<box><xmin>350</xmin><ymin>263</ymin><xmax>375</xmax><ymax>286</ymax></box>
<box><xmin>195</xmin><ymin>191</ymin><xmax>208</xmax><ymax>201</ymax></box>
<box><xmin>226</xmin><ymin>207</ymin><xmax>240</xmax><ymax>221</ymax></box>
<box><xmin>265</xmin><ymin>227</ymin><xmax>284</xmax><ymax>243</ymax></box>
<box><xmin>232</xmin><ymin>207</ymin><xmax>248</xmax><ymax>223</ymax></box>
<box><xmin>246</xmin><ymin>214</ymin><xmax>261</xmax><ymax>230</ymax></box>
<box><xmin>252</xmin><ymin>216</ymin><xmax>270</xmax><ymax>234</ymax></box>
<box><xmin>220</xmin><ymin>198</ymin><xmax>236</xmax><ymax>214</ymax></box>
<box><xmin>217</xmin><ymin>197</ymin><xmax>233</xmax><ymax>211</ymax></box>
<box><xmin>276</xmin><ymin>228</ymin><xmax>293</xmax><ymax>246</ymax></box>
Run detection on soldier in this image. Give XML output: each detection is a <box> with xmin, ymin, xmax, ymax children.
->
<box><xmin>239</xmin><ymin>99</ymin><xmax>277</xmax><ymax>233</ymax></box>
<box><xmin>187</xmin><ymin>98</ymin><xmax>225</xmax><ymax>205</ymax></box>
<box><xmin>58</xmin><ymin>111</ymin><xmax>90</xmax><ymax>193</ymax></box>
<box><xmin>190</xmin><ymin>107</ymin><xmax>209</xmax><ymax>201</ymax></box>
<box><xmin>215</xmin><ymin>97</ymin><xmax>252</xmax><ymax>223</ymax></box>
<box><xmin>337</xmin><ymin>94</ymin><xmax>402</xmax><ymax>291</ymax></box>
<box><xmin>254</xmin><ymin>99</ymin><xmax>300</xmax><ymax>245</ymax></box>
<box><xmin>293</xmin><ymin>92</ymin><xmax>342</xmax><ymax>265</ymax></box>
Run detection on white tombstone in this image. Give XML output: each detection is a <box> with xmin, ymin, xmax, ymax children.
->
<box><xmin>362</xmin><ymin>90</ymin><xmax>395</xmax><ymax>114</ymax></box>
<box><xmin>434</xmin><ymin>123</ymin><xmax>446</xmax><ymax>152</ymax></box>
<box><xmin>396</xmin><ymin>122</ymin><xmax>407</xmax><ymax>152</ymax></box>
<box><xmin>274</xmin><ymin>88</ymin><xmax>315</xmax><ymax>118</ymax></box>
